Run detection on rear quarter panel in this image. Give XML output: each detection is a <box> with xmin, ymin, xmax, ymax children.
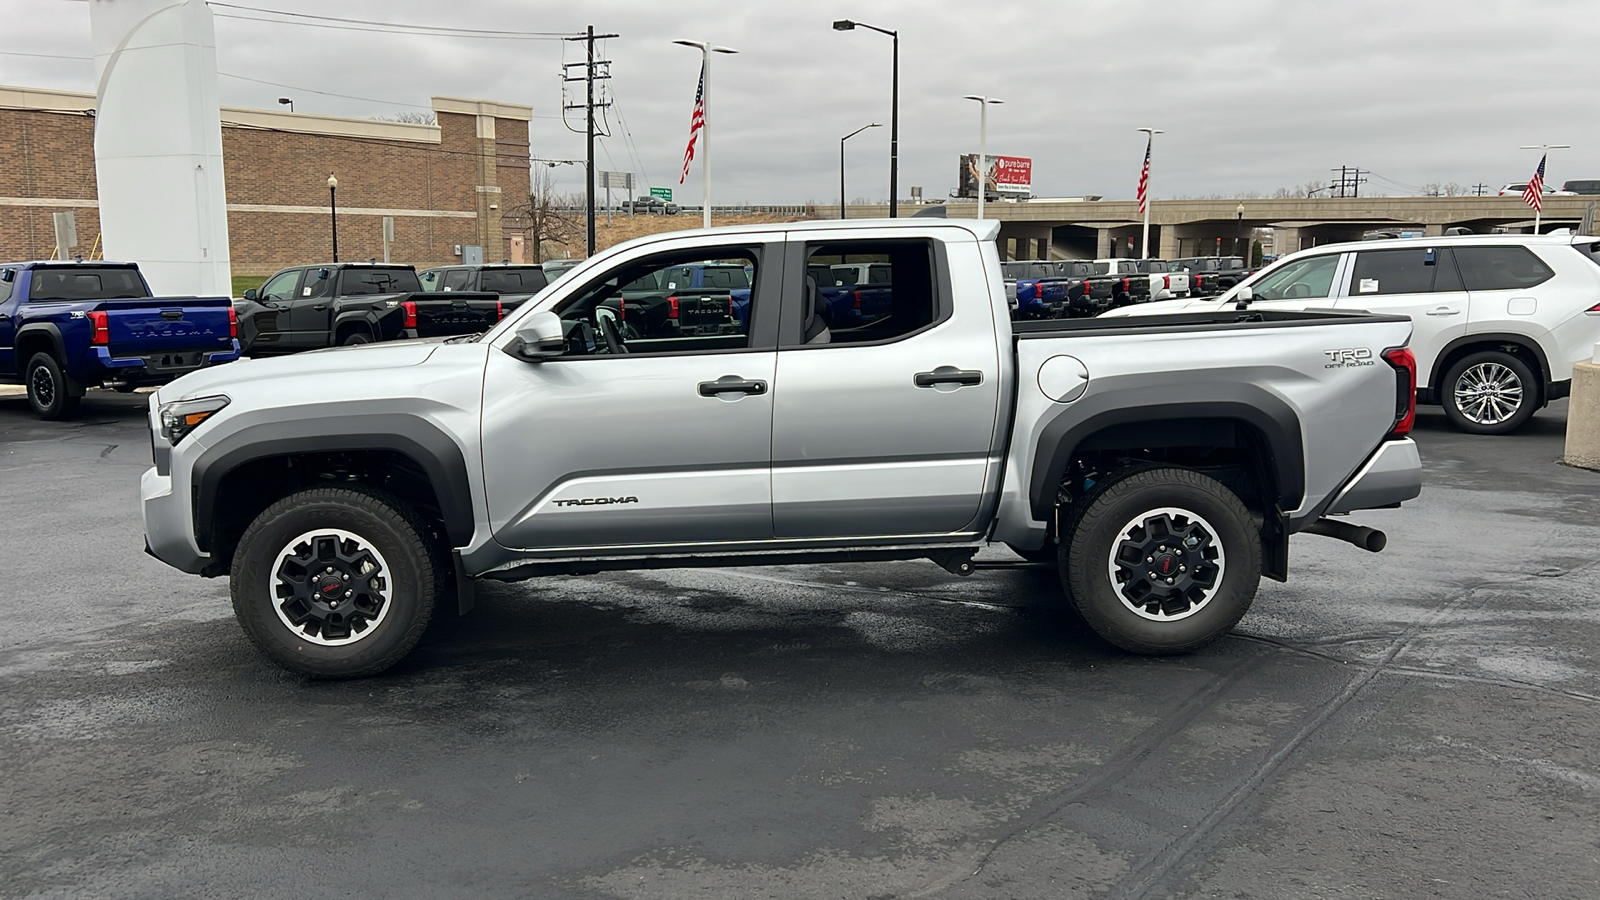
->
<box><xmin>994</xmin><ymin>316</ymin><xmax>1414</xmax><ymax>547</ymax></box>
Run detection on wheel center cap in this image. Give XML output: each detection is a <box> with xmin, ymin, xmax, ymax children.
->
<box><xmin>316</xmin><ymin>574</ymin><xmax>344</xmax><ymax>600</ymax></box>
<box><xmin>1153</xmin><ymin>553</ymin><xmax>1181</xmax><ymax>577</ymax></box>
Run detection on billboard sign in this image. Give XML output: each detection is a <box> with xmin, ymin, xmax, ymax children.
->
<box><xmin>957</xmin><ymin>154</ymin><xmax>1032</xmax><ymax>198</ymax></box>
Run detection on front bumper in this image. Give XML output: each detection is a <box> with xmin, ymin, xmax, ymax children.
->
<box><xmin>1324</xmin><ymin>438</ymin><xmax>1422</xmax><ymax>515</ymax></box>
<box><xmin>141</xmin><ymin>466</ymin><xmax>210</xmax><ymax>574</ymax></box>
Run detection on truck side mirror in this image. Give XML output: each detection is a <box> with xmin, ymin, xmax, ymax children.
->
<box><xmin>243</xmin><ymin>288</ymin><xmax>258</xmax><ymax>301</ymax></box>
<box><xmin>505</xmin><ymin>310</ymin><xmax>566</xmax><ymax>362</ymax></box>
<box><xmin>0</xmin><ymin>269</ymin><xmax>13</xmax><ymax>283</ymax></box>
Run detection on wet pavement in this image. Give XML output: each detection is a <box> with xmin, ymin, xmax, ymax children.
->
<box><xmin>2</xmin><ymin>390</ymin><xmax>1597</xmax><ymax>899</ymax></box>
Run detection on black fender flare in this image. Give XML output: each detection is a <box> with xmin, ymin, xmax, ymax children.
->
<box><xmin>190</xmin><ymin>413</ymin><xmax>476</xmax><ymax>552</ymax></box>
<box><xmin>1028</xmin><ymin>382</ymin><xmax>1305</xmax><ymax>522</ymax></box>
<box><xmin>333</xmin><ymin>305</ymin><xmax>406</xmax><ymax>342</ymax></box>
<box><xmin>15</xmin><ymin>322</ymin><xmax>67</xmax><ymax>362</ymax></box>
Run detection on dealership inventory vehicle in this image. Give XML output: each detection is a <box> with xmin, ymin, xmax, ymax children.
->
<box><xmin>142</xmin><ymin>218</ymin><xmax>1421</xmax><ymax>677</ymax></box>
<box><xmin>1001</xmin><ymin>260</ymin><xmax>1101</xmax><ymax>319</ymax></box>
<box><xmin>1092</xmin><ymin>259</ymin><xmax>1155</xmax><ymax>307</ymax></box>
<box><xmin>1175</xmin><ymin>256</ymin><xmax>1254</xmax><ymax>296</ymax></box>
<box><xmin>420</xmin><ymin>263</ymin><xmax>549</xmax><ymax>312</ymax></box>
<box><xmin>1103</xmin><ymin>234</ymin><xmax>1600</xmax><ymax>434</ymax></box>
<box><xmin>1132</xmin><ymin>259</ymin><xmax>1191</xmax><ymax>301</ymax></box>
<box><xmin>235</xmin><ymin>263</ymin><xmax>502</xmax><ymax>354</ymax></box>
<box><xmin>0</xmin><ymin>260</ymin><xmax>239</xmax><ymax>419</ymax></box>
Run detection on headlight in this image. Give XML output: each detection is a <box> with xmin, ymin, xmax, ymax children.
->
<box><xmin>158</xmin><ymin>395</ymin><xmax>229</xmax><ymax>445</ymax></box>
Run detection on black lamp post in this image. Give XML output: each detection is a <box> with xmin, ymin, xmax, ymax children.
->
<box><xmin>833</xmin><ymin>19</ymin><xmax>898</xmax><ymax>217</ymax></box>
<box><xmin>277</xmin><ymin>97</ymin><xmax>293</xmax><ymax>112</ymax></box>
<box><xmin>1234</xmin><ymin>203</ymin><xmax>1244</xmax><ymax>259</ymax></box>
<box><xmin>840</xmin><ymin>123</ymin><xmax>881</xmax><ymax>219</ymax></box>
<box><xmin>328</xmin><ymin>174</ymin><xmax>339</xmax><ymax>262</ymax></box>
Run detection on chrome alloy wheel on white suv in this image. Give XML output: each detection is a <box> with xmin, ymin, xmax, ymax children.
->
<box><xmin>1451</xmin><ymin>360</ymin><xmax>1524</xmax><ymax>426</ymax></box>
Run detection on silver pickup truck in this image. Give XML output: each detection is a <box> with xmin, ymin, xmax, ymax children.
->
<box><xmin>141</xmin><ymin>219</ymin><xmax>1422</xmax><ymax>678</ymax></box>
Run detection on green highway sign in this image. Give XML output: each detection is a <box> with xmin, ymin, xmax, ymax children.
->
<box><xmin>650</xmin><ymin>187</ymin><xmax>672</xmax><ymax>201</ymax></box>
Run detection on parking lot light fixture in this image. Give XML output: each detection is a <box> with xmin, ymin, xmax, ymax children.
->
<box><xmin>840</xmin><ymin>123</ymin><xmax>882</xmax><ymax>219</ymax></box>
<box><xmin>1235</xmin><ymin>203</ymin><xmax>1245</xmax><ymax>258</ymax></box>
<box><xmin>674</xmin><ymin>39</ymin><xmax>738</xmax><ymax>229</ymax></box>
<box><xmin>327</xmin><ymin>174</ymin><xmax>338</xmax><ymax>263</ymax></box>
<box><xmin>963</xmin><ymin>95</ymin><xmax>1003</xmax><ymax>220</ymax></box>
<box><xmin>833</xmin><ymin>19</ymin><xmax>899</xmax><ymax>217</ymax></box>
<box><xmin>277</xmin><ymin>97</ymin><xmax>293</xmax><ymax>112</ymax></box>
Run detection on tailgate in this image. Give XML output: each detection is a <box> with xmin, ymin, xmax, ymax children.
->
<box><xmin>103</xmin><ymin>297</ymin><xmax>234</xmax><ymax>354</ymax></box>
<box><xmin>677</xmin><ymin>293</ymin><xmax>736</xmax><ymax>334</ymax></box>
<box><xmin>411</xmin><ymin>291</ymin><xmax>500</xmax><ymax>336</ymax></box>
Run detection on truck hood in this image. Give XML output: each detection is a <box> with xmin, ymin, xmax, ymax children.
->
<box><xmin>1099</xmin><ymin>297</ymin><xmax>1226</xmax><ymax>318</ymax></box>
<box><xmin>157</xmin><ymin>341</ymin><xmax>441</xmax><ymax>402</ymax></box>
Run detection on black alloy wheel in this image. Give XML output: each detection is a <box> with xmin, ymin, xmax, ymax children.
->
<box><xmin>25</xmin><ymin>352</ymin><xmax>81</xmax><ymax>420</ymax></box>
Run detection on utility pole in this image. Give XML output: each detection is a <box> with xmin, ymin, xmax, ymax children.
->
<box><xmin>564</xmin><ymin>26</ymin><xmax>617</xmax><ymax>256</ymax></box>
<box><xmin>1330</xmin><ymin>166</ymin><xmax>1369</xmax><ymax>199</ymax></box>
<box><xmin>1473</xmin><ymin>183</ymin><xmax>1488</xmax><ymax>196</ymax></box>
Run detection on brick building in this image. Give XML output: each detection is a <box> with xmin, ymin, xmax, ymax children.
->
<box><xmin>0</xmin><ymin>84</ymin><xmax>532</xmax><ymax>277</ymax></box>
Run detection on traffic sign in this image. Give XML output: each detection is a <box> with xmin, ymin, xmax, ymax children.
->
<box><xmin>650</xmin><ymin>187</ymin><xmax>672</xmax><ymax>201</ymax></box>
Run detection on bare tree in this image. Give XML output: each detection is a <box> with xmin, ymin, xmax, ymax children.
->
<box><xmin>510</xmin><ymin>168</ymin><xmax>583</xmax><ymax>262</ymax></box>
<box><xmin>372</xmin><ymin>111</ymin><xmax>437</xmax><ymax>125</ymax></box>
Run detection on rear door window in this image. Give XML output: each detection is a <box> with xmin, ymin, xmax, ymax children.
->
<box><xmin>340</xmin><ymin>268</ymin><xmax>422</xmax><ymax>295</ymax></box>
<box><xmin>1349</xmin><ymin>248</ymin><xmax>1436</xmax><ymax>296</ymax></box>
<box><xmin>442</xmin><ymin>269</ymin><xmax>472</xmax><ymax>292</ymax></box>
<box><xmin>1453</xmin><ymin>246</ymin><xmax>1555</xmax><ymax>291</ymax></box>
<box><xmin>798</xmin><ymin>240</ymin><xmax>942</xmax><ymax>346</ymax></box>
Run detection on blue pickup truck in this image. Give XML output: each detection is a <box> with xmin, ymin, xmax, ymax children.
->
<box><xmin>0</xmin><ymin>261</ymin><xmax>239</xmax><ymax>419</ymax></box>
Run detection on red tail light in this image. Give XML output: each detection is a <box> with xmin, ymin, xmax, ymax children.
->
<box><xmin>727</xmin><ymin>295</ymin><xmax>734</xmax><ymax>317</ymax></box>
<box><xmin>667</xmin><ymin>296</ymin><xmax>680</xmax><ymax>319</ymax></box>
<box><xmin>400</xmin><ymin>300</ymin><xmax>417</xmax><ymax>329</ymax></box>
<box><xmin>87</xmin><ymin>310</ymin><xmax>108</xmax><ymax>345</ymax></box>
<box><xmin>1163</xmin><ymin>275</ymin><xmax>1171</xmax><ymax>289</ymax></box>
<box><xmin>619</xmin><ymin>298</ymin><xmax>626</xmax><ymax>320</ymax></box>
<box><xmin>227</xmin><ymin>305</ymin><xmax>238</xmax><ymax>339</ymax></box>
<box><xmin>1586</xmin><ymin>301</ymin><xmax>1600</xmax><ymax>314</ymax></box>
<box><xmin>1121</xmin><ymin>277</ymin><xmax>1130</xmax><ymax>292</ymax></box>
<box><xmin>1082</xmin><ymin>279</ymin><xmax>1091</xmax><ymax>293</ymax></box>
<box><xmin>1194</xmin><ymin>274</ymin><xmax>1204</xmax><ymax>291</ymax></box>
<box><xmin>1382</xmin><ymin>347</ymin><xmax>1417</xmax><ymax>437</ymax></box>
<box><xmin>853</xmin><ymin>289</ymin><xmax>862</xmax><ymax>310</ymax></box>
<box><xmin>495</xmin><ymin>300</ymin><xmax>504</xmax><ymax>321</ymax></box>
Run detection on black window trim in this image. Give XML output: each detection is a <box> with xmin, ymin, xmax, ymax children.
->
<box><xmin>778</xmin><ymin>236</ymin><xmax>955</xmax><ymax>351</ymax></box>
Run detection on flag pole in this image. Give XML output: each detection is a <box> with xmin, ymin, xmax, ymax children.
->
<box><xmin>1137</xmin><ymin>127</ymin><xmax>1162</xmax><ymax>259</ymax></box>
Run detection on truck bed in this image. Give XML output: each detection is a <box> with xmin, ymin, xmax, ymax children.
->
<box><xmin>1011</xmin><ymin>308</ymin><xmax>1409</xmax><ymax>337</ymax></box>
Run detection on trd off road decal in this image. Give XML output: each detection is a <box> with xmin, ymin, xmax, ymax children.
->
<box><xmin>1323</xmin><ymin>348</ymin><xmax>1375</xmax><ymax>369</ymax></box>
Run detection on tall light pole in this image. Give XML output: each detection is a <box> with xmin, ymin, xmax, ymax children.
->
<box><xmin>277</xmin><ymin>97</ymin><xmax>293</xmax><ymax>113</ymax></box>
<box><xmin>1137</xmin><ymin>127</ymin><xmax>1162</xmax><ymax>259</ymax></box>
<box><xmin>327</xmin><ymin>174</ymin><xmax>338</xmax><ymax>262</ymax></box>
<box><xmin>962</xmin><ymin>95</ymin><xmax>1003</xmax><ymax>220</ymax></box>
<box><xmin>1519</xmin><ymin>143</ymin><xmax>1570</xmax><ymax>233</ymax></box>
<box><xmin>1234</xmin><ymin>202</ymin><xmax>1245</xmax><ymax>259</ymax></box>
<box><xmin>833</xmin><ymin>20</ymin><xmax>898</xmax><ymax>217</ymax></box>
<box><xmin>840</xmin><ymin>123</ymin><xmax>881</xmax><ymax>219</ymax></box>
<box><xmin>674</xmin><ymin>38</ymin><xmax>738</xmax><ymax>229</ymax></box>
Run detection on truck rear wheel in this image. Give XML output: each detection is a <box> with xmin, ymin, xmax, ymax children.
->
<box><xmin>1062</xmin><ymin>467</ymin><xmax>1260</xmax><ymax>654</ymax></box>
<box><xmin>25</xmin><ymin>352</ymin><xmax>81</xmax><ymax>420</ymax></box>
<box><xmin>230</xmin><ymin>486</ymin><xmax>444</xmax><ymax>678</ymax></box>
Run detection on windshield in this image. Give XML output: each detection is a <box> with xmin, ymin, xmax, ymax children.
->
<box><xmin>1247</xmin><ymin>254</ymin><xmax>1340</xmax><ymax>301</ymax></box>
<box><xmin>28</xmin><ymin>266</ymin><xmax>150</xmax><ymax>300</ymax></box>
<box><xmin>1091</xmin><ymin>262</ymin><xmax>1112</xmax><ymax>275</ymax></box>
<box><xmin>339</xmin><ymin>267</ymin><xmax>421</xmax><ymax>295</ymax></box>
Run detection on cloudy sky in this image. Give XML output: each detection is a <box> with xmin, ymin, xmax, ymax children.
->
<box><xmin>5</xmin><ymin>0</ymin><xmax>1599</xmax><ymax>204</ymax></box>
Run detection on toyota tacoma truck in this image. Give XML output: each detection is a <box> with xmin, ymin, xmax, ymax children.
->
<box><xmin>235</xmin><ymin>263</ymin><xmax>502</xmax><ymax>354</ymax></box>
<box><xmin>0</xmin><ymin>260</ymin><xmax>239</xmax><ymax>419</ymax></box>
<box><xmin>419</xmin><ymin>263</ymin><xmax>550</xmax><ymax>313</ymax></box>
<box><xmin>141</xmin><ymin>218</ymin><xmax>1422</xmax><ymax>678</ymax></box>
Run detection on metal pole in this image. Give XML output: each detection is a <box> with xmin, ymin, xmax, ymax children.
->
<box><xmin>977</xmin><ymin>101</ymin><xmax>987</xmax><ymax>221</ymax></box>
<box><xmin>585</xmin><ymin>25</ymin><xmax>596</xmax><ymax>256</ymax></box>
<box><xmin>840</xmin><ymin>137</ymin><xmax>847</xmax><ymax>219</ymax></box>
<box><xmin>889</xmin><ymin>32</ymin><xmax>898</xmax><ymax>218</ymax></box>
<box><xmin>701</xmin><ymin>44</ymin><xmax>712</xmax><ymax>229</ymax></box>
<box><xmin>329</xmin><ymin>184</ymin><xmax>338</xmax><ymax>262</ymax></box>
<box><xmin>1140</xmin><ymin>136</ymin><xmax>1151</xmax><ymax>259</ymax></box>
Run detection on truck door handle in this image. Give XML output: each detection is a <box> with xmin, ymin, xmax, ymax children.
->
<box><xmin>312</xmin><ymin>304</ymin><xmax>328</xmax><ymax>311</ymax></box>
<box><xmin>698</xmin><ymin>377</ymin><xmax>768</xmax><ymax>397</ymax></box>
<box><xmin>1425</xmin><ymin>306</ymin><xmax>1460</xmax><ymax>316</ymax></box>
<box><xmin>914</xmin><ymin>368</ymin><xmax>984</xmax><ymax>388</ymax></box>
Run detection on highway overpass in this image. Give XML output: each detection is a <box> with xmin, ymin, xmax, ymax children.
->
<box><xmin>820</xmin><ymin>195</ymin><xmax>1597</xmax><ymax>260</ymax></box>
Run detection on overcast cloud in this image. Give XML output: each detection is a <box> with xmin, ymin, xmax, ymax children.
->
<box><xmin>5</xmin><ymin>0</ymin><xmax>1599</xmax><ymax>204</ymax></box>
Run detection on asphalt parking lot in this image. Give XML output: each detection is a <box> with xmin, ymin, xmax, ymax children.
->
<box><xmin>2</xmin><ymin>389</ymin><xmax>1597</xmax><ymax>899</ymax></box>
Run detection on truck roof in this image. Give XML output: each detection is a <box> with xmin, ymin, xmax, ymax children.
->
<box><xmin>4</xmin><ymin>260</ymin><xmax>142</xmax><ymax>269</ymax></box>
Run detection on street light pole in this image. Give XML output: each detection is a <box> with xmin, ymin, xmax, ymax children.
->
<box><xmin>674</xmin><ymin>39</ymin><xmax>738</xmax><ymax>229</ymax></box>
<box><xmin>840</xmin><ymin>123</ymin><xmax>882</xmax><ymax>219</ymax></box>
<box><xmin>327</xmin><ymin>174</ymin><xmax>338</xmax><ymax>262</ymax></box>
<box><xmin>277</xmin><ymin>97</ymin><xmax>293</xmax><ymax>113</ymax></box>
<box><xmin>1136</xmin><ymin>127</ymin><xmax>1162</xmax><ymax>259</ymax></box>
<box><xmin>1519</xmin><ymin>143</ymin><xmax>1570</xmax><ymax>234</ymax></box>
<box><xmin>833</xmin><ymin>20</ymin><xmax>899</xmax><ymax>217</ymax></box>
<box><xmin>1234</xmin><ymin>203</ymin><xmax>1244</xmax><ymax>259</ymax></box>
<box><xmin>962</xmin><ymin>95</ymin><xmax>1003</xmax><ymax>220</ymax></box>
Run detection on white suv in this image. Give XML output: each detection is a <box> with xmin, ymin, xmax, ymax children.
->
<box><xmin>1102</xmin><ymin>234</ymin><xmax>1600</xmax><ymax>434</ymax></box>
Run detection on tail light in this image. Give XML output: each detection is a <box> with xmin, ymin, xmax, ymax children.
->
<box><xmin>1586</xmin><ymin>301</ymin><xmax>1600</xmax><ymax>315</ymax></box>
<box><xmin>87</xmin><ymin>310</ymin><xmax>108</xmax><ymax>345</ymax></box>
<box><xmin>495</xmin><ymin>300</ymin><xmax>504</xmax><ymax>321</ymax></box>
<box><xmin>1194</xmin><ymin>274</ymin><xmax>1204</xmax><ymax>291</ymax></box>
<box><xmin>727</xmin><ymin>295</ymin><xmax>735</xmax><ymax>317</ymax></box>
<box><xmin>619</xmin><ymin>298</ymin><xmax>625</xmax><ymax>321</ymax></box>
<box><xmin>1382</xmin><ymin>347</ymin><xmax>1417</xmax><ymax>437</ymax></box>
<box><xmin>1121</xmin><ymin>277</ymin><xmax>1130</xmax><ymax>292</ymax></box>
<box><xmin>227</xmin><ymin>305</ymin><xmax>238</xmax><ymax>339</ymax></box>
<box><xmin>400</xmin><ymin>300</ymin><xmax>417</xmax><ymax>329</ymax></box>
<box><xmin>853</xmin><ymin>290</ymin><xmax>862</xmax><ymax>310</ymax></box>
<box><xmin>667</xmin><ymin>296</ymin><xmax>679</xmax><ymax>319</ymax></box>
<box><xmin>1163</xmin><ymin>275</ymin><xmax>1171</xmax><ymax>289</ymax></box>
<box><xmin>1082</xmin><ymin>279</ymin><xmax>1091</xmax><ymax>294</ymax></box>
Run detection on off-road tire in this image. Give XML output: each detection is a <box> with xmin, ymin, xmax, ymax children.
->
<box><xmin>25</xmin><ymin>352</ymin><xmax>81</xmax><ymax>420</ymax></box>
<box><xmin>341</xmin><ymin>331</ymin><xmax>373</xmax><ymax>346</ymax></box>
<box><xmin>1440</xmin><ymin>350</ymin><xmax>1538</xmax><ymax>435</ymax></box>
<box><xmin>1063</xmin><ymin>467</ymin><xmax>1260</xmax><ymax>654</ymax></box>
<box><xmin>230</xmin><ymin>486</ymin><xmax>445</xmax><ymax>678</ymax></box>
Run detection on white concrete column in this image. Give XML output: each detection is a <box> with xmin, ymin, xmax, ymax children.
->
<box><xmin>90</xmin><ymin>0</ymin><xmax>232</xmax><ymax>296</ymax></box>
<box><xmin>1095</xmin><ymin>228</ymin><xmax>1113</xmax><ymax>259</ymax></box>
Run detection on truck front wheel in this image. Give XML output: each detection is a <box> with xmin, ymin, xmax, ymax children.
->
<box><xmin>25</xmin><ymin>352</ymin><xmax>81</xmax><ymax>420</ymax></box>
<box><xmin>1062</xmin><ymin>467</ymin><xmax>1260</xmax><ymax>654</ymax></box>
<box><xmin>230</xmin><ymin>487</ymin><xmax>444</xmax><ymax>678</ymax></box>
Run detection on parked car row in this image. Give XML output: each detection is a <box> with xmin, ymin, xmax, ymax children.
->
<box><xmin>1001</xmin><ymin>255</ymin><xmax>1257</xmax><ymax>320</ymax></box>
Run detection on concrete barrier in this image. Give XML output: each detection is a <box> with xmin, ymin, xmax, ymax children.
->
<box><xmin>1564</xmin><ymin>343</ymin><xmax>1600</xmax><ymax>470</ymax></box>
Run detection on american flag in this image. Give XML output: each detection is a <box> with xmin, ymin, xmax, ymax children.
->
<box><xmin>1136</xmin><ymin>134</ymin><xmax>1152</xmax><ymax>214</ymax></box>
<box><xmin>1522</xmin><ymin>153</ymin><xmax>1547</xmax><ymax>212</ymax></box>
<box><xmin>679</xmin><ymin>62</ymin><xmax>705</xmax><ymax>184</ymax></box>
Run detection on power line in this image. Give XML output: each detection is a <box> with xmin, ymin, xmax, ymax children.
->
<box><xmin>218</xmin><ymin>71</ymin><xmax>562</xmax><ymax>119</ymax></box>
<box><xmin>210</xmin><ymin>11</ymin><xmax>570</xmax><ymax>40</ymax></box>
<box><xmin>0</xmin><ymin>50</ymin><xmax>90</xmax><ymax>61</ymax></box>
<box><xmin>207</xmin><ymin>3</ymin><xmax>575</xmax><ymax>38</ymax></box>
